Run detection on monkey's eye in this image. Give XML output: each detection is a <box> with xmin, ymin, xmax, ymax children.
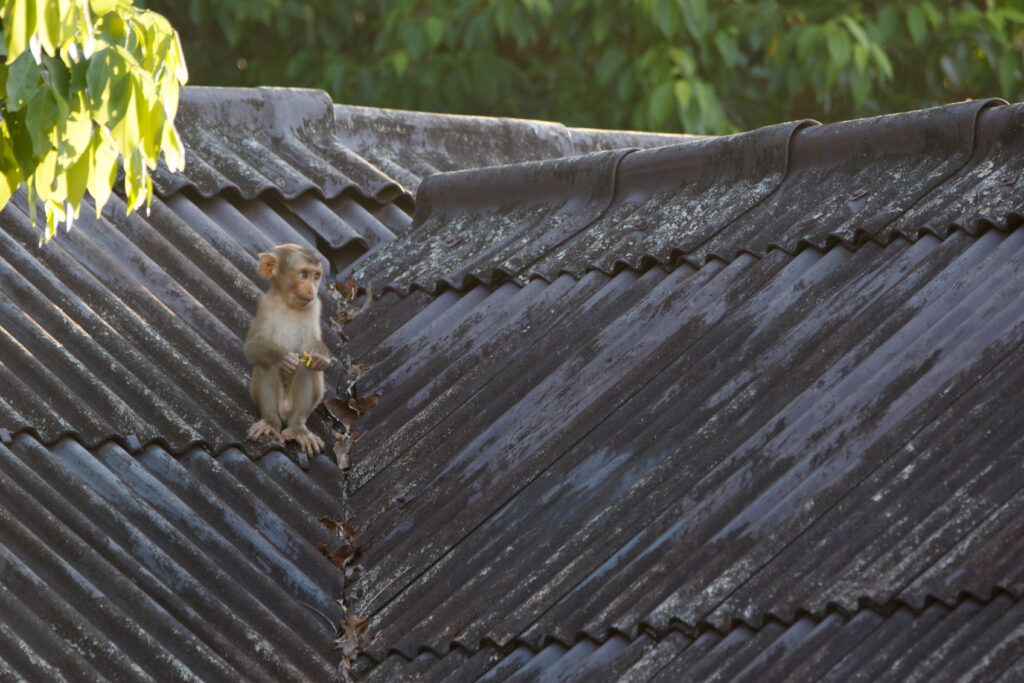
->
<box><xmin>313</xmin><ymin>273</ymin><xmax>321</xmax><ymax>281</ymax></box>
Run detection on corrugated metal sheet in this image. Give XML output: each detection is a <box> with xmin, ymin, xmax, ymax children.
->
<box><xmin>351</xmin><ymin>99</ymin><xmax>1024</xmax><ymax>295</ymax></box>
<box><xmin>6</xmin><ymin>83</ymin><xmax>1024</xmax><ymax>680</ymax></box>
<box><xmin>333</xmin><ymin>104</ymin><xmax>699</xmax><ymax>193</ymax></box>
<box><xmin>0</xmin><ymin>432</ymin><xmax>345</xmax><ymax>681</ymax></box>
<box><xmin>151</xmin><ymin>87</ymin><xmax>410</xmax><ymax>205</ymax></box>
<box><xmin>0</xmin><ymin>187</ymin><xmax>376</xmax><ymax>452</ymax></box>
<box><xmin>343</xmin><ymin>219</ymin><xmax>1024</xmax><ymax>666</ymax></box>
<box><xmin>2</xmin><ymin>84</ymin><xmax>719</xmax><ymax>680</ymax></box>
<box><xmin>360</xmin><ymin>595</ymin><xmax>1024</xmax><ymax>682</ymax></box>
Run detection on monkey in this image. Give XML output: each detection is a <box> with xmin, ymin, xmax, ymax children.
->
<box><xmin>244</xmin><ymin>243</ymin><xmax>331</xmax><ymax>456</ymax></box>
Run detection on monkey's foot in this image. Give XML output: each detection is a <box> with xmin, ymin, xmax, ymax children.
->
<box><xmin>282</xmin><ymin>426</ymin><xmax>324</xmax><ymax>456</ymax></box>
<box><xmin>248</xmin><ymin>420</ymin><xmax>283</xmax><ymax>443</ymax></box>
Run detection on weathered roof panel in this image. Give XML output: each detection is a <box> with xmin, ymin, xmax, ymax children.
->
<box><xmin>350</xmin><ymin>99</ymin><xmax>1023</xmax><ymax>295</ymax></box>
<box><xmin>4</xmin><ymin>83</ymin><xmax>1023</xmax><ymax>680</ymax></box>
<box><xmin>332</xmin><ymin>103</ymin><xmax>697</xmax><ymax>192</ymax></box>
<box><xmin>360</xmin><ymin>595</ymin><xmax>1024</xmax><ymax>682</ymax></box>
<box><xmin>0</xmin><ymin>433</ymin><xmax>345</xmax><ymax>681</ymax></box>
<box><xmin>342</xmin><ymin>218</ymin><xmax>1024</xmax><ymax>665</ymax></box>
<box><xmin>151</xmin><ymin>87</ymin><xmax>410</xmax><ymax>205</ymax></box>
<box><xmin>0</xmin><ymin>174</ymin><xmax>409</xmax><ymax>451</ymax></box>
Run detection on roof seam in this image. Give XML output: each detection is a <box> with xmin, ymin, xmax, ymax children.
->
<box><xmin>1</xmin><ymin>426</ymin><xmax>310</xmax><ymax>466</ymax></box>
<box><xmin>385</xmin><ymin>213</ymin><xmax>1024</xmax><ymax>299</ymax></box>
<box><xmin>356</xmin><ymin>585</ymin><xmax>1024</xmax><ymax>668</ymax></box>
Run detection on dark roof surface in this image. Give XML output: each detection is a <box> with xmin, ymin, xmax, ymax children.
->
<box><xmin>338</xmin><ymin>99</ymin><xmax>1024</xmax><ymax>679</ymax></box>
<box><xmin>0</xmin><ymin>433</ymin><xmax>346</xmax><ymax>681</ymax></box>
<box><xmin>352</xmin><ymin>98</ymin><xmax>1022</xmax><ymax>294</ymax></box>
<box><xmin>0</xmin><ymin>86</ymin><xmax>696</xmax><ymax>680</ymax></box>
<box><xmin>4</xmin><ymin>84</ymin><xmax>1023</xmax><ymax>680</ymax></box>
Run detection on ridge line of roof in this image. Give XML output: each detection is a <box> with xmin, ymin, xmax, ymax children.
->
<box><xmin>351</xmin><ymin>99</ymin><xmax>1019</xmax><ymax>297</ymax></box>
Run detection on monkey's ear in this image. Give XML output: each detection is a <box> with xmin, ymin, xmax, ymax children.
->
<box><xmin>258</xmin><ymin>252</ymin><xmax>278</xmax><ymax>280</ymax></box>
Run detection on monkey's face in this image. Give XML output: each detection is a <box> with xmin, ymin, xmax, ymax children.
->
<box><xmin>287</xmin><ymin>263</ymin><xmax>323</xmax><ymax>309</ymax></box>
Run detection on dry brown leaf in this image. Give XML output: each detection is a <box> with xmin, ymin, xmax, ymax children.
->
<box><xmin>319</xmin><ymin>516</ymin><xmax>342</xmax><ymax>535</ymax></box>
<box><xmin>323</xmin><ymin>399</ymin><xmax>360</xmax><ymax>430</ymax></box>
<box><xmin>349</xmin><ymin>393</ymin><xmax>380</xmax><ymax>416</ymax></box>
<box><xmin>335</xmin><ymin>612</ymin><xmax>375</xmax><ymax>661</ymax></box>
<box><xmin>318</xmin><ymin>540</ymin><xmax>358</xmax><ymax>571</ymax></box>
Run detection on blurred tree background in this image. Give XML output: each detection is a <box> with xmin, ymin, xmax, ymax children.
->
<box><xmin>137</xmin><ymin>0</ymin><xmax>1024</xmax><ymax>134</ymax></box>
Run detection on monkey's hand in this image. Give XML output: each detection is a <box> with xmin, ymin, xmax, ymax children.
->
<box><xmin>281</xmin><ymin>351</ymin><xmax>302</xmax><ymax>375</ymax></box>
<box><xmin>304</xmin><ymin>351</ymin><xmax>331</xmax><ymax>372</ymax></box>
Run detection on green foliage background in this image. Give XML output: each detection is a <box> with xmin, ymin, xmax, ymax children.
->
<box><xmin>139</xmin><ymin>0</ymin><xmax>1024</xmax><ymax>134</ymax></box>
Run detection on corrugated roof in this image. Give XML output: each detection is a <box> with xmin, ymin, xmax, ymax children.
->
<box><xmin>343</xmin><ymin>226</ymin><xmax>1024</xmax><ymax>662</ymax></box>
<box><xmin>332</xmin><ymin>103</ymin><xmax>698</xmax><ymax>193</ymax></box>
<box><xmin>351</xmin><ymin>98</ymin><xmax>1024</xmax><ymax>294</ymax></box>
<box><xmin>5</xmin><ymin>83</ymin><xmax>1024</xmax><ymax>680</ymax></box>
<box><xmin>151</xmin><ymin>87</ymin><xmax>409</xmax><ymax>205</ymax></box>
<box><xmin>361</xmin><ymin>595</ymin><xmax>1024</xmax><ymax>682</ymax></box>
<box><xmin>1</xmin><ymin>84</ymin><xmax>701</xmax><ymax>679</ymax></box>
<box><xmin>0</xmin><ymin>86</ymin><xmax>694</xmax><ymax>456</ymax></box>
<box><xmin>337</xmin><ymin>99</ymin><xmax>1024</xmax><ymax>677</ymax></box>
<box><xmin>0</xmin><ymin>432</ymin><xmax>345</xmax><ymax>681</ymax></box>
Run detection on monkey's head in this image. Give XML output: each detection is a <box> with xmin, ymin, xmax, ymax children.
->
<box><xmin>259</xmin><ymin>244</ymin><xmax>324</xmax><ymax>310</ymax></box>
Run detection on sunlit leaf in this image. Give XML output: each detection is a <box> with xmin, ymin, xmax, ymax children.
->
<box><xmin>2</xmin><ymin>0</ymin><xmax>37</xmax><ymax>64</ymax></box>
<box><xmin>85</xmin><ymin>126</ymin><xmax>117</xmax><ymax>216</ymax></box>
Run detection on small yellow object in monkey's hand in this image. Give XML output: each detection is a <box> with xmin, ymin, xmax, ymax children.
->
<box><xmin>303</xmin><ymin>351</ymin><xmax>313</xmax><ymax>367</ymax></box>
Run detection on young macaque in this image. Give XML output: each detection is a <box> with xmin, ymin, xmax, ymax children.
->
<box><xmin>245</xmin><ymin>243</ymin><xmax>331</xmax><ymax>455</ymax></box>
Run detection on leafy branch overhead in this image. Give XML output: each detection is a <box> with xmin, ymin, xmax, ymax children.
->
<box><xmin>0</xmin><ymin>0</ymin><xmax>187</xmax><ymax>242</ymax></box>
<box><xmin>143</xmin><ymin>0</ymin><xmax>1024</xmax><ymax>135</ymax></box>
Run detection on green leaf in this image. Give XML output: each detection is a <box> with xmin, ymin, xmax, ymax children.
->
<box><xmin>907</xmin><ymin>5</ymin><xmax>927</xmax><ymax>45</ymax></box>
<box><xmin>25</xmin><ymin>84</ymin><xmax>64</xmax><ymax>157</ymax></box>
<box><xmin>390</xmin><ymin>50</ymin><xmax>409</xmax><ymax>77</ymax></box>
<box><xmin>37</xmin><ymin>0</ymin><xmax>62</xmax><ymax>57</ymax></box>
<box><xmin>999</xmin><ymin>50</ymin><xmax>1020</xmax><ymax>94</ymax></box>
<box><xmin>648</xmin><ymin>80</ymin><xmax>674</xmax><ymax>128</ymax></box>
<box><xmin>825</xmin><ymin>25</ymin><xmax>850</xmax><ymax>69</ymax></box>
<box><xmin>678</xmin><ymin>0</ymin><xmax>707</xmax><ymax>41</ymax></box>
<box><xmin>5</xmin><ymin>50</ymin><xmax>40</xmax><ymax>111</ymax></box>
<box><xmin>674</xmin><ymin>79</ymin><xmax>692</xmax><ymax>107</ymax></box>
<box><xmin>714</xmin><ymin>31</ymin><xmax>741</xmax><ymax>68</ymax></box>
<box><xmin>851</xmin><ymin>68</ymin><xmax>871</xmax><ymax>106</ymax></box>
<box><xmin>86</xmin><ymin>126</ymin><xmax>116</xmax><ymax>216</ymax></box>
<box><xmin>653</xmin><ymin>0</ymin><xmax>680</xmax><ymax>39</ymax></box>
<box><xmin>160</xmin><ymin>119</ymin><xmax>183</xmax><ymax>172</ymax></box>
<box><xmin>88</xmin><ymin>0</ymin><xmax>117</xmax><ymax>17</ymax></box>
<box><xmin>86</xmin><ymin>46</ymin><xmax>130</xmax><ymax>126</ymax></box>
<box><xmin>40</xmin><ymin>51</ymin><xmax>69</xmax><ymax>95</ymax></box>
<box><xmin>871</xmin><ymin>43</ymin><xmax>894</xmax><ymax>80</ymax></box>
<box><xmin>796</xmin><ymin>26</ymin><xmax>822</xmax><ymax>61</ymax></box>
<box><xmin>0</xmin><ymin>125</ymin><xmax>24</xmax><ymax>208</ymax></box>
<box><xmin>839</xmin><ymin>15</ymin><xmax>870</xmax><ymax>49</ymax></box>
<box><xmin>109</xmin><ymin>76</ymin><xmax>140</xmax><ymax>158</ymax></box>
<box><xmin>920</xmin><ymin>1</ymin><xmax>942</xmax><ymax>28</ymax></box>
<box><xmin>424</xmin><ymin>16</ymin><xmax>444</xmax><ymax>47</ymax></box>
<box><xmin>2</xmin><ymin>0</ymin><xmax>37</xmax><ymax>64</ymax></box>
<box><xmin>124</xmin><ymin>144</ymin><xmax>143</xmax><ymax>211</ymax></box>
<box><xmin>595</xmin><ymin>46</ymin><xmax>627</xmax><ymax>87</ymax></box>
<box><xmin>853</xmin><ymin>43</ymin><xmax>869</xmax><ymax>72</ymax></box>
<box><xmin>65</xmin><ymin>137</ymin><xmax>90</xmax><ymax>208</ymax></box>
